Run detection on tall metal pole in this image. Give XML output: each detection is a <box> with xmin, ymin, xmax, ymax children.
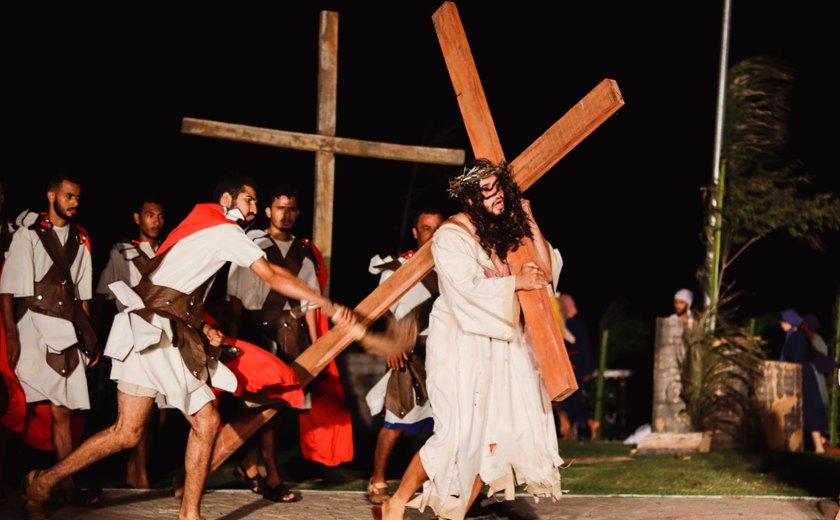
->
<box><xmin>829</xmin><ymin>286</ymin><xmax>839</xmax><ymax>447</ymax></box>
<box><xmin>704</xmin><ymin>0</ymin><xmax>732</xmax><ymax>329</ymax></box>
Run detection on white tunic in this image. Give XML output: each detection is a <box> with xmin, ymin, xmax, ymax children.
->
<box><xmin>410</xmin><ymin>223</ymin><xmax>563</xmax><ymax>519</ymax></box>
<box><xmin>227</xmin><ymin>232</ymin><xmax>319</xmax><ymax>311</ymax></box>
<box><xmin>227</xmin><ymin>231</ymin><xmax>320</xmax><ymax>409</ymax></box>
<box><xmin>95</xmin><ymin>241</ymin><xmax>156</xmax><ymax>312</ymax></box>
<box><xmin>0</xmin><ymin>222</ymin><xmax>93</xmax><ymax>409</ymax></box>
<box><xmin>364</xmin><ymin>253</ymin><xmax>435</xmax><ymax>427</ymax></box>
<box><xmin>105</xmin><ymin>220</ymin><xmax>264</xmax><ymax>415</ymax></box>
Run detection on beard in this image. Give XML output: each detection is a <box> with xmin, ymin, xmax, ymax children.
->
<box><xmin>52</xmin><ymin>200</ymin><xmax>75</xmax><ymax>222</ymax></box>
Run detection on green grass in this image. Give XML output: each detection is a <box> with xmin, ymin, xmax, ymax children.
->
<box><xmin>555</xmin><ymin>440</ymin><xmax>840</xmax><ymax>497</ymax></box>
<box><xmin>200</xmin><ymin>440</ymin><xmax>840</xmax><ymax>498</ymax></box>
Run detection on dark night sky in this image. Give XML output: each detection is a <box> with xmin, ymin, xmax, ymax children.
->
<box><xmin>4</xmin><ymin>1</ymin><xmax>838</xmax><ymax>364</ymax></box>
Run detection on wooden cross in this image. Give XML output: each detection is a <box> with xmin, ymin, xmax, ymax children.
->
<box><xmin>205</xmin><ymin>2</ymin><xmax>624</xmax><ymax>473</ymax></box>
<box><xmin>181</xmin><ymin>11</ymin><xmax>464</xmax><ymax>295</ymax></box>
<box><xmin>294</xmin><ymin>2</ymin><xmax>624</xmax><ymax>392</ymax></box>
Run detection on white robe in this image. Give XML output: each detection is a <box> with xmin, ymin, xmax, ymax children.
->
<box><xmin>410</xmin><ymin>223</ymin><xmax>563</xmax><ymax>520</ymax></box>
<box><xmin>105</xmin><ymin>220</ymin><xmax>264</xmax><ymax>415</ymax></box>
<box><xmin>0</xmin><ymin>222</ymin><xmax>93</xmax><ymax>409</ymax></box>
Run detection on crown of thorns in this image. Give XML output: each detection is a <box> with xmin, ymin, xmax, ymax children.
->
<box><xmin>447</xmin><ymin>160</ymin><xmax>508</xmax><ymax>198</ymax></box>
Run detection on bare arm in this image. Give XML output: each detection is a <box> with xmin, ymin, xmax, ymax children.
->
<box><xmin>520</xmin><ymin>199</ymin><xmax>553</xmax><ymax>277</ymax></box>
<box><xmin>1</xmin><ymin>293</ymin><xmax>20</xmax><ymax>369</ymax></box>
<box><xmin>250</xmin><ymin>257</ymin><xmax>330</xmax><ymax>308</ymax></box>
<box><xmin>304</xmin><ymin>309</ymin><xmax>319</xmax><ymax>341</ymax></box>
<box><xmin>228</xmin><ymin>295</ymin><xmax>244</xmax><ymax>339</ymax></box>
<box><xmin>250</xmin><ymin>257</ymin><xmax>355</xmax><ymax>328</ymax></box>
<box><xmin>80</xmin><ymin>299</ymin><xmax>101</xmax><ymax>368</ymax></box>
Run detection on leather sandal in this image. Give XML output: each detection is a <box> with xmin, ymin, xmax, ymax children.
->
<box><xmin>367</xmin><ymin>480</ymin><xmax>390</xmax><ymax>505</ymax></box>
<box><xmin>263</xmin><ymin>482</ymin><xmax>302</xmax><ymax>503</ymax></box>
<box><xmin>58</xmin><ymin>487</ymin><xmax>102</xmax><ymax>508</ymax></box>
<box><xmin>233</xmin><ymin>462</ymin><xmax>266</xmax><ymax>495</ymax></box>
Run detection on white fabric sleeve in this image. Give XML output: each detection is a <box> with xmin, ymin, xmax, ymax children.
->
<box><xmin>432</xmin><ymin>225</ymin><xmax>518</xmax><ymax>342</ymax></box>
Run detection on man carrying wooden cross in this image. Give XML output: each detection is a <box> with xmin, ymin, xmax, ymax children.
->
<box><xmin>381</xmin><ymin>159</ymin><xmax>564</xmax><ymax>520</ymax></box>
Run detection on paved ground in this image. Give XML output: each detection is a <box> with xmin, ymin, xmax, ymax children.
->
<box><xmin>1</xmin><ymin>489</ymin><xmax>838</xmax><ymax>519</ymax></box>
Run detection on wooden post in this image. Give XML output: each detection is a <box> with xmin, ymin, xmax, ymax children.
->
<box><xmin>754</xmin><ymin>360</ymin><xmax>803</xmax><ymax>452</ymax></box>
<box><xmin>652</xmin><ymin>317</ymin><xmax>692</xmax><ymax>433</ymax></box>
<box><xmin>314</xmin><ymin>11</ymin><xmax>338</xmax><ymax>292</ymax></box>
<box><xmin>180</xmin><ymin>10</ymin><xmax>465</xmax><ymax>295</ymax></box>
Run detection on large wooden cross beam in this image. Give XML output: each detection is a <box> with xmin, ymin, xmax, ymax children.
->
<box><xmin>181</xmin><ymin>11</ymin><xmax>464</xmax><ymax>294</ymax></box>
<box><xmin>205</xmin><ymin>3</ymin><xmax>623</xmax><ymax>473</ymax></box>
<box><xmin>294</xmin><ymin>2</ymin><xmax>624</xmax><ymax>392</ymax></box>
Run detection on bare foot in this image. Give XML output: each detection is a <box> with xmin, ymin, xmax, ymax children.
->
<box><xmin>24</xmin><ymin>500</ymin><xmax>48</xmax><ymax>520</ymax></box>
<box><xmin>21</xmin><ymin>470</ymin><xmax>51</xmax><ymax>502</ymax></box>
<box><xmin>172</xmin><ymin>470</ymin><xmax>185</xmax><ymax>499</ymax></box>
<box><xmin>381</xmin><ymin>496</ymin><xmax>406</xmax><ymax>520</ymax></box>
<box><xmin>21</xmin><ymin>471</ymin><xmax>50</xmax><ymax>520</ymax></box>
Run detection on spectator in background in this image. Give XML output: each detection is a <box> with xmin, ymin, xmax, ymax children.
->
<box><xmin>554</xmin><ymin>293</ymin><xmax>597</xmax><ymax>440</ymax></box>
<box><xmin>800</xmin><ymin>313</ymin><xmax>830</xmax><ymax>418</ymax></box>
<box><xmin>780</xmin><ymin>309</ymin><xmax>827</xmax><ymax>453</ymax></box>
<box><xmin>670</xmin><ymin>288</ymin><xmax>694</xmax><ymax>327</ymax></box>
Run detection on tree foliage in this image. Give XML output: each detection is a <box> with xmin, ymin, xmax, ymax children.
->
<box><xmin>721</xmin><ymin>56</ymin><xmax>840</xmax><ymax>251</ymax></box>
<box><xmin>680</xmin><ymin>310</ymin><xmax>766</xmax><ymax>446</ymax></box>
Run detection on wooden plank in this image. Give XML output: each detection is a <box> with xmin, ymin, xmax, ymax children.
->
<box><xmin>508</xmin><ymin>243</ymin><xmax>578</xmax><ymax>400</ymax></box>
<box><xmin>432</xmin><ymin>2</ymin><xmax>504</xmax><ymax>160</ymax></box>
<box><xmin>293</xmin><ymin>242</ymin><xmax>434</xmax><ymax>386</ymax></box>
<box><xmin>314</xmin><ymin>11</ymin><xmax>339</xmax><ymax>293</ymax></box>
<box><xmin>181</xmin><ymin>118</ymin><xmax>465</xmax><ymax>165</ymax></box>
<box><xmin>512</xmin><ymin>79</ymin><xmax>624</xmax><ymax>190</ymax></box>
<box><xmin>434</xmin><ymin>2</ymin><xmax>622</xmax><ymax>400</ymax></box>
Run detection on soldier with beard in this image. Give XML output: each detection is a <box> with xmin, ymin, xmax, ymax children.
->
<box><xmin>227</xmin><ymin>184</ymin><xmax>359</xmax><ymax>503</ymax></box>
<box><xmin>19</xmin><ymin>173</ymin><xmax>356</xmax><ymax>520</ymax></box>
<box><xmin>382</xmin><ymin>159</ymin><xmax>564</xmax><ymax>520</ymax></box>
<box><xmin>1</xmin><ymin>175</ymin><xmax>100</xmax><ymax>506</ymax></box>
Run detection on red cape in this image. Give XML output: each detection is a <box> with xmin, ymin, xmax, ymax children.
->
<box><xmin>158</xmin><ymin>203</ymin><xmax>231</xmax><ymax>255</ymax></box>
<box><xmin>0</xmin><ymin>281</ymin><xmax>26</xmax><ymax>433</ymax></box>
<box><xmin>298</xmin><ymin>240</ymin><xmax>353</xmax><ymax>466</ymax></box>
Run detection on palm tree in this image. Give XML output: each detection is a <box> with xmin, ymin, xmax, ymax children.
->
<box><xmin>716</xmin><ymin>56</ymin><xmax>840</xmax><ymax>281</ymax></box>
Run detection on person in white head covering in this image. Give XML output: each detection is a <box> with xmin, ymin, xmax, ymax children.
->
<box><xmin>671</xmin><ymin>288</ymin><xmax>693</xmax><ymax>324</ymax></box>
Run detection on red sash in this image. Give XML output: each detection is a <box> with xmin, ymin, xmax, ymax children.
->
<box><xmin>158</xmin><ymin>203</ymin><xmax>231</xmax><ymax>255</ymax></box>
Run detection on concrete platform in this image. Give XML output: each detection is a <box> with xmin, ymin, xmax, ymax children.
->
<box><xmin>1</xmin><ymin>488</ymin><xmax>838</xmax><ymax>519</ymax></box>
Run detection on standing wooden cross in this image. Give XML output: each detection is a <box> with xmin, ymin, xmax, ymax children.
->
<box><xmin>181</xmin><ymin>10</ymin><xmax>464</xmax><ymax>294</ymax></box>
<box><xmin>206</xmin><ymin>2</ymin><xmax>623</xmax><ymax>473</ymax></box>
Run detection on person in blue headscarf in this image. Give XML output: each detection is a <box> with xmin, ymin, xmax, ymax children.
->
<box><xmin>780</xmin><ymin>308</ymin><xmax>827</xmax><ymax>453</ymax></box>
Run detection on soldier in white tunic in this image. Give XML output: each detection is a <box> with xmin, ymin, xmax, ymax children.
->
<box><xmin>383</xmin><ymin>160</ymin><xmax>563</xmax><ymax>520</ymax></box>
<box><xmin>93</xmin><ymin>196</ymin><xmax>165</xmax><ymax>489</ymax></box>
<box><xmin>1</xmin><ymin>175</ymin><xmax>98</xmax><ymax>505</ymax></box>
<box><xmin>21</xmin><ymin>173</ymin><xmax>355</xmax><ymax>520</ymax></box>
<box><xmin>226</xmin><ymin>184</ymin><xmax>322</xmax><ymax>503</ymax></box>
<box><xmin>365</xmin><ymin>208</ymin><xmax>444</xmax><ymax>504</ymax></box>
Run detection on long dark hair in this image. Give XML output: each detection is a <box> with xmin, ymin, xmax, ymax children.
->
<box><xmin>456</xmin><ymin>160</ymin><xmax>532</xmax><ymax>260</ymax></box>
